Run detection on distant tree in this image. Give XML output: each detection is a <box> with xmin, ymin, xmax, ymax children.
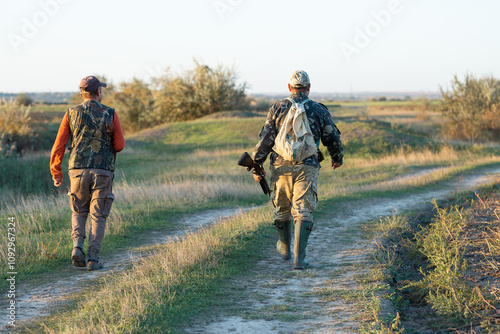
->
<box><xmin>378</xmin><ymin>96</ymin><xmax>387</xmax><ymax>101</ymax></box>
<box><xmin>439</xmin><ymin>73</ymin><xmax>500</xmax><ymax>141</ymax></box>
<box><xmin>16</xmin><ymin>93</ymin><xmax>33</xmax><ymax>106</ymax></box>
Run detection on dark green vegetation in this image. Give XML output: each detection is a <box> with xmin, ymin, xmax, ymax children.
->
<box><xmin>369</xmin><ymin>183</ymin><xmax>500</xmax><ymax>333</ymax></box>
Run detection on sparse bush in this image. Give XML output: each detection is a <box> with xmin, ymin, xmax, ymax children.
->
<box><xmin>414</xmin><ymin>95</ymin><xmax>434</xmax><ymax>121</ymax></box>
<box><xmin>111</xmin><ymin>78</ymin><xmax>155</xmax><ymax>132</ymax></box>
<box><xmin>16</xmin><ymin>93</ymin><xmax>33</xmax><ymax>106</ymax></box>
<box><xmin>0</xmin><ymin>99</ymin><xmax>34</xmax><ymax>155</ymax></box>
<box><xmin>411</xmin><ymin>200</ymin><xmax>484</xmax><ymax>320</ymax></box>
<box><xmin>152</xmin><ymin>60</ymin><xmax>248</xmax><ymax>122</ymax></box>
<box><xmin>439</xmin><ymin>73</ymin><xmax>500</xmax><ymax>141</ymax></box>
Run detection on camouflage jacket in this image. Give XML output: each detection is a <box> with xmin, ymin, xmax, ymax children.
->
<box><xmin>67</xmin><ymin>100</ymin><xmax>116</xmax><ymax>171</ymax></box>
<box><xmin>252</xmin><ymin>92</ymin><xmax>344</xmax><ymax>168</ymax></box>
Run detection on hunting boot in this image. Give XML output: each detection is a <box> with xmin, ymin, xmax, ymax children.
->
<box><xmin>294</xmin><ymin>221</ymin><xmax>313</xmax><ymax>269</ymax></box>
<box><xmin>71</xmin><ymin>246</ymin><xmax>86</xmax><ymax>268</ymax></box>
<box><xmin>86</xmin><ymin>251</ymin><xmax>103</xmax><ymax>271</ymax></box>
<box><xmin>274</xmin><ymin>220</ymin><xmax>292</xmax><ymax>260</ymax></box>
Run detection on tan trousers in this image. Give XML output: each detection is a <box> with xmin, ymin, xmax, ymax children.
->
<box><xmin>270</xmin><ymin>164</ymin><xmax>319</xmax><ymax>223</ymax></box>
<box><xmin>68</xmin><ymin>168</ymin><xmax>114</xmax><ymax>257</ymax></box>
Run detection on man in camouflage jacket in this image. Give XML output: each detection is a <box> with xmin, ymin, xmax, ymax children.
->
<box><xmin>252</xmin><ymin>70</ymin><xmax>344</xmax><ymax>269</ymax></box>
<box><xmin>50</xmin><ymin>76</ymin><xmax>126</xmax><ymax>271</ymax></box>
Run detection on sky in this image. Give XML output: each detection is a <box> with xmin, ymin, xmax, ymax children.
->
<box><xmin>1</xmin><ymin>0</ymin><xmax>500</xmax><ymax>94</ymax></box>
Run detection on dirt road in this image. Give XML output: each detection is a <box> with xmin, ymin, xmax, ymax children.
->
<box><xmin>185</xmin><ymin>167</ymin><xmax>500</xmax><ymax>334</ymax></box>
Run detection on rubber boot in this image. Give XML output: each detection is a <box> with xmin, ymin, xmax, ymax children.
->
<box><xmin>71</xmin><ymin>246</ymin><xmax>86</xmax><ymax>268</ymax></box>
<box><xmin>87</xmin><ymin>251</ymin><xmax>103</xmax><ymax>271</ymax></box>
<box><xmin>294</xmin><ymin>221</ymin><xmax>313</xmax><ymax>269</ymax></box>
<box><xmin>274</xmin><ymin>221</ymin><xmax>291</xmax><ymax>260</ymax></box>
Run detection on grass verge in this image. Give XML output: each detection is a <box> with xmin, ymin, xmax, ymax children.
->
<box><xmin>363</xmin><ymin>181</ymin><xmax>500</xmax><ymax>333</ymax></box>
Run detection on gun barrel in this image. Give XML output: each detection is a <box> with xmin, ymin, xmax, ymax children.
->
<box><xmin>259</xmin><ymin>178</ymin><xmax>271</xmax><ymax>195</ymax></box>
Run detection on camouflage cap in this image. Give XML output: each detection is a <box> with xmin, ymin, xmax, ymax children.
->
<box><xmin>289</xmin><ymin>70</ymin><xmax>310</xmax><ymax>88</ymax></box>
<box><xmin>79</xmin><ymin>75</ymin><xmax>107</xmax><ymax>92</ymax></box>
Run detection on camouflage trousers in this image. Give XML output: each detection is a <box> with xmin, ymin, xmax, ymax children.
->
<box><xmin>269</xmin><ymin>164</ymin><xmax>319</xmax><ymax>223</ymax></box>
<box><xmin>68</xmin><ymin>169</ymin><xmax>115</xmax><ymax>256</ymax></box>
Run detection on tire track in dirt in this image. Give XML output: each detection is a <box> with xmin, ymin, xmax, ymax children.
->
<box><xmin>186</xmin><ymin>167</ymin><xmax>500</xmax><ymax>334</ymax></box>
<box><xmin>0</xmin><ymin>207</ymin><xmax>253</xmax><ymax>332</ymax></box>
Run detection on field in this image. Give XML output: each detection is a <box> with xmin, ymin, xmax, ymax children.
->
<box><xmin>1</xmin><ymin>100</ymin><xmax>500</xmax><ymax>333</ymax></box>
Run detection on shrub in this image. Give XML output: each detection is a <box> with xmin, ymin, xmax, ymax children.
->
<box><xmin>152</xmin><ymin>60</ymin><xmax>248</xmax><ymax>122</ymax></box>
<box><xmin>16</xmin><ymin>93</ymin><xmax>33</xmax><ymax>106</ymax></box>
<box><xmin>0</xmin><ymin>99</ymin><xmax>34</xmax><ymax>155</ymax></box>
<box><xmin>439</xmin><ymin>73</ymin><xmax>500</xmax><ymax>141</ymax></box>
<box><xmin>111</xmin><ymin>78</ymin><xmax>155</xmax><ymax>132</ymax></box>
<box><xmin>411</xmin><ymin>200</ymin><xmax>483</xmax><ymax>320</ymax></box>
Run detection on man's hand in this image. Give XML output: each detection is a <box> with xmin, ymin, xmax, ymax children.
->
<box><xmin>252</xmin><ymin>168</ymin><xmax>266</xmax><ymax>182</ymax></box>
<box><xmin>53</xmin><ymin>177</ymin><xmax>63</xmax><ymax>187</ymax></box>
<box><xmin>332</xmin><ymin>162</ymin><xmax>342</xmax><ymax>170</ymax></box>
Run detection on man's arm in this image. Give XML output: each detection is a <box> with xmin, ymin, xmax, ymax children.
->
<box><xmin>252</xmin><ymin>103</ymin><xmax>278</xmax><ymax>166</ymax></box>
<box><xmin>50</xmin><ymin>112</ymin><xmax>71</xmax><ymax>187</ymax></box>
<box><xmin>320</xmin><ymin>108</ymin><xmax>344</xmax><ymax>169</ymax></box>
<box><xmin>111</xmin><ymin>111</ymin><xmax>126</xmax><ymax>152</ymax></box>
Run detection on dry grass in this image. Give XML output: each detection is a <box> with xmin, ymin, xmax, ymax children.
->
<box><xmin>40</xmin><ymin>207</ymin><xmax>272</xmax><ymax>333</ymax></box>
<box><xmin>0</xmin><ymin>174</ymin><xmax>261</xmax><ymax>271</ymax></box>
<box><xmin>320</xmin><ymin>147</ymin><xmax>500</xmax><ymax>198</ymax></box>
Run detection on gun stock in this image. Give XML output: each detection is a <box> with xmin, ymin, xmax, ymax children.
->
<box><xmin>237</xmin><ymin>152</ymin><xmax>271</xmax><ymax>196</ymax></box>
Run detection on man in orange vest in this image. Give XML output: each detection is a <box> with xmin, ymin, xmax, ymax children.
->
<box><xmin>50</xmin><ymin>75</ymin><xmax>126</xmax><ymax>270</ymax></box>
